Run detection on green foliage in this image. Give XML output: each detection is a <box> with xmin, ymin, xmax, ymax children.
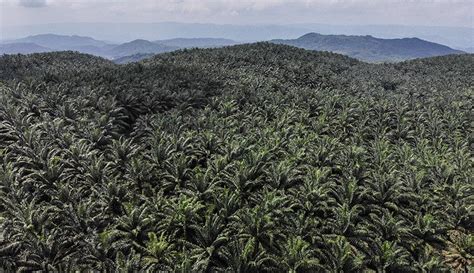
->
<box><xmin>0</xmin><ymin>43</ymin><xmax>473</xmax><ymax>272</ymax></box>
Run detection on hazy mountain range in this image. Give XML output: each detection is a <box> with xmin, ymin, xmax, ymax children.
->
<box><xmin>0</xmin><ymin>43</ymin><xmax>52</xmax><ymax>54</ymax></box>
<box><xmin>0</xmin><ymin>33</ymin><xmax>465</xmax><ymax>63</ymax></box>
<box><xmin>2</xmin><ymin>22</ymin><xmax>472</xmax><ymax>49</ymax></box>
<box><xmin>0</xmin><ymin>34</ymin><xmax>241</xmax><ymax>60</ymax></box>
<box><xmin>271</xmin><ymin>33</ymin><xmax>463</xmax><ymax>62</ymax></box>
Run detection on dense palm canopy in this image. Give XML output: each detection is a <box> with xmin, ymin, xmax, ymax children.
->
<box><xmin>0</xmin><ymin>43</ymin><xmax>473</xmax><ymax>272</ymax></box>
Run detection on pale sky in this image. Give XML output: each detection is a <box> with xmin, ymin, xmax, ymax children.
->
<box><xmin>0</xmin><ymin>0</ymin><xmax>473</xmax><ymax>28</ymax></box>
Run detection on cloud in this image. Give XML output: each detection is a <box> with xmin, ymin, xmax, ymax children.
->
<box><xmin>18</xmin><ymin>0</ymin><xmax>47</xmax><ymax>8</ymax></box>
<box><xmin>1</xmin><ymin>0</ymin><xmax>472</xmax><ymax>28</ymax></box>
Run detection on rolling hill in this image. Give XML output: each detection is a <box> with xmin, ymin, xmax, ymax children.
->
<box><xmin>271</xmin><ymin>33</ymin><xmax>464</xmax><ymax>62</ymax></box>
<box><xmin>107</xmin><ymin>39</ymin><xmax>179</xmax><ymax>59</ymax></box>
<box><xmin>0</xmin><ymin>43</ymin><xmax>472</xmax><ymax>271</ymax></box>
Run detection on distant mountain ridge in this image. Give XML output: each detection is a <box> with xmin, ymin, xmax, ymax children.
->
<box><xmin>0</xmin><ymin>34</ymin><xmax>240</xmax><ymax>61</ymax></box>
<box><xmin>1</xmin><ymin>34</ymin><xmax>116</xmax><ymax>58</ymax></box>
<box><xmin>2</xmin><ymin>22</ymin><xmax>473</xmax><ymax>49</ymax></box>
<box><xmin>271</xmin><ymin>33</ymin><xmax>464</xmax><ymax>62</ymax></box>
<box><xmin>8</xmin><ymin>34</ymin><xmax>108</xmax><ymax>49</ymax></box>
<box><xmin>108</xmin><ymin>39</ymin><xmax>178</xmax><ymax>59</ymax></box>
<box><xmin>0</xmin><ymin>42</ymin><xmax>53</xmax><ymax>54</ymax></box>
<box><xmin>1</xmin><ymin>33</ymin><xmax>465</xmax><ymax>63</ymax></box>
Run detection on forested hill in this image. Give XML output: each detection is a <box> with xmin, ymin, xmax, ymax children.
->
<box><xmin>1</xmin><ymin>43</ymin><xmax>471</xmax><ymax>94</ymax></box>
<box><xmin>0</xmin><ymin>43</ymin><xmax>473</xmax><ymax>272</ymax></box>
<box><xmin>0</xmin><ymin>51</ymin><xmax>114</xmax><ymax>81</ymax></box>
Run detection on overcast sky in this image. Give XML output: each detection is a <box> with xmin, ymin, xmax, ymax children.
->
<box><xmin>1</xmin><ymin>0</ymin><xmax>473</xmax><ymax>28</ymax></box>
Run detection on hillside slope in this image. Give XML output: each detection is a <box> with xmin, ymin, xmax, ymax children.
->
<box><xmin>272</xmin><ymin>33</ymin><xmax>464</xmax><ymax>62</ymax></box>
<box><xmin>0</xmin><ymin>43</ymin><xmax>472</xmax><ymax>272</ymax></box>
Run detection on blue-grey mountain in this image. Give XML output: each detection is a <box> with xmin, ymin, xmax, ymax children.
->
<box><xmin>271</xmin><ymin>33</ymin><xmax>464</xmax><ymax>62</ymax></box>
<box><xmin>1</xmin><ymin>33</ymin><xmax>465</xmax><ymax>63</ymax></box>
<box><xmin>2</xmin><ymin>22</ymin><xmax>472</xmax><ymax>49</ymax></box>
<box><xmin>107</xmin><ymin>39</ymin><xmax>178</xmax><ymax>59</ymax></box>
<box><xmin>8</xmin><ymin>34</ymin><xmax>108</xmax><ymax>50</ymax></box>
<box><xmin>0</xmin><ymin>42</ymin><xmax>52</xmax><ymax>54</ymax></box>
